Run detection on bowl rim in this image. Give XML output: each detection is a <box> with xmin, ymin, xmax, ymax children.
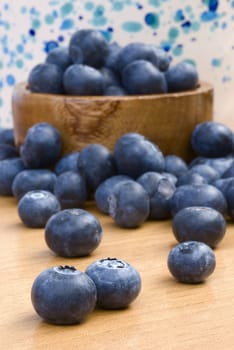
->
<box><xmin>14</xmin><ymin>81</ymin><xmax>213</xmax><ymax>102</ymax></box>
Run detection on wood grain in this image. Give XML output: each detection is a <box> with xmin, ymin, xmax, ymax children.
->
<box><xmin>1</xmin><ymin>194</ymin><xmax>234</xmax><ymax>350</ymax></box>
<box><xmin>12</xmin><ymin>82</ymin><xmax>213</xmax><ymax>161</ymax></box>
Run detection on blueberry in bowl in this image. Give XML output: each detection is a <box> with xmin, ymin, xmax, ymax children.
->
<box><xmin>12</xmin><ymin>28</ymin><xmax>213</xmax><ymax>161</ymax></box>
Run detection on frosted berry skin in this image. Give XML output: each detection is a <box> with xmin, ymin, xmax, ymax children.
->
<box><xmin>121</xmin><ymin>59</ymin><xmax>167</xmax><ymax>95</ymax></box>
<box><xmin>78</xmin><ymin>143</ymin><xmax>117</xmax><ymax>194</ymax></box>
<box><xmin>63</xmin><ymin>64</ymin><xmax>104</xmax><ymax>96</ymax></box>
<box><xmin>69</xmin><ymin>29</ymin><xmax>109</xmax><ymax>68</ymax></box>
<box><xmin>167</xmin><ymin>241</ymin><xmax>216</xmax><ymax>284</ymax></box>
<box><xmin>53</xmin><ymin>170</ymin><xmax>87</xmax><ymax>209</ymax></box>
<box><xmin>108</xmin><ymin>180</ymin><xmax>150</xmax><ymax>228</ymax></box>
<box><xmin>0</xmin><ymin>157</ymin><xmax>25</xmax><ymax>196</ymax></box>
<box><xmin>31</xmin><ymin>265</ymin><xmax>97</xmax><ymax>325</ymax></box>
<box><xmin>113</xmin><ymin>133</ymin><xmax>165</xmax><ymax>179</ymax></box>
<box><xmin>165</xmin><ymin>61</ymin><xmax>199</xmax><ymax>92</ymax></box>
<box><xmin>191</xmin><ymin>121</ymin><xmax>234</xmax><ymax>158</ymax></box>
<box><xmin>18</xmin><ymin>190</ymin><xmax>61</xmax><ymax>228</ymax></box>
<box><xmin>20</xmin><ymin>122</ymin><xmax>62</xmax><ymax>169</ymax></box>
<box><xmin>28</xmin><ymin>63</ymin><xmax>64</xmax><ymax>94</ymax></box>
<box><xmin>170</xmin><ymin>184</ymin><xmax>227</xmax><ymax>216</ymax></box>
<box><xmin>172</xmin><ymin>207</ymin><xmax>226</xmax><ymax>248</ymax></box>
<box><xmin>85</xmin><ymin>257</ymin><xmax>142</xmax><ymax>309</ymax></box>
<box><xmin>12</xmin><ymin>169</ymin><xmax>57</xmax><ymax>200</ymax></box>
<box><xmin>45</xmin><ymin>209</ymin><xmax>102</xmax><ymax>257</ymax></box>
<box><xmin>94</xmin><ymin>175</ymin><xmax>132</xmax><ymax>214</ymax></box>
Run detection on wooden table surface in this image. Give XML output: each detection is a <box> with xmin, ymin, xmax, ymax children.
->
<box><xmin>1</xmin><ymin>189</ymin><xmax>234</xmax><ymax>350</ymax></box>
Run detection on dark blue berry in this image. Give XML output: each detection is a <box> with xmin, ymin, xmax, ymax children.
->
<box><xmin>31</xmin><ymin>265</ymin><xmax>97</xmax><ymax>324</ymax></box>
<box><xmin>18</xmin><ymin>190</ymin><xmax>61</xmax><ymax>228</ymax></box>
<box><xmin>172</xmin><ymin>206</ymin><xmax>226</xmax><ymax>248</ymax></box>
<box><xmin>108</xmin><ymin>180</ymin><xmax>150</xmax><ymax>228</ymax></box>
<box><xmin>28</xmin><ymin>63</ymin><xmax>64</xmax><ymax>94</ymax></box>
<box><xmin>121</xmin><ymin>59</ymin><xmax>167</xmax><ymax>95</ymax></box>
<box><xmin>12</xmin><ymin>169</ymin><xmax>57</xmax><ymax>199</ymax></box>
<box><xmin>53</xmin><ymin>170</ymin><xmax>87</xmax><ymax>209</ymax></box>
<box><xmin>191</xmin><ymin>121</ymin><xmax>233</xmax><ymax>158</ymax></box>
<box><xmin>63</xmin><ymin>64</ymin><xmax>104</xmax><ymax>95</ymax></box>
<box><xmin>45</xmin><ymin>209</ymin><xmax>102</xmax><ymax>257</ymax></box>
<box><xmin>165</xmin><ymin>61</ymin><xmax>199</xmax><ymax>92</ymax></box>
<box><xmin>167</xmin><ymin>241</ymin><xmax>216</xmax><ymax>283</ymax></box>
<box><xmin>114</xmin><ymin>133</ymin><xmax>165</xmax><ymax>179</ymax></box>
<box><xmin>0</xmin><ymin>157</ymin><xmax>25</xmax><ymax>196</ymax></box>
<box><xmin>20</xmin><ymin>122</ymin><xmax>62</xmax><ymax>169</ymax></box>
<box><xmin>85</xmin><ymin>257</ymin><xmax>141</xmax><ymax>309</ymax></box>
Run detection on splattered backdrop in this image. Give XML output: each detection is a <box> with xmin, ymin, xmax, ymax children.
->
<box><xmin>0</xmin><ymin>0</ymin><xmax>233</xmax><ymax>127</ymax></box>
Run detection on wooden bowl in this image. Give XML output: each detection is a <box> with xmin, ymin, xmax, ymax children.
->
<box><xmin>12</xmin><ymin>82</ymin><xmax>213</xmax><ymax>161</ymax></box>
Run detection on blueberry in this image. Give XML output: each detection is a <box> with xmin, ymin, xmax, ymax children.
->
<box><xmin>116</xmin><ymin>42</ymin><xmax>164</xmax><ymax>72</ymax></box>
<box><xmin>114</xmin><ymin>133</ymin><xmax>165</xmax><ymax>179</ymax></box>
<box><xmin>28</xmin><ymin>63</ymin><xmax>64</xmax><ymax>94</ymax></box>
<box><xmin>167</xmin><ymin>241</ymin><xmax>216</xmax><ymax>283</ymax></box>
<box><xmin>31</xmin><ymin>265</ymin><xmax>97</xmax><ymax>325</ymax></box>
<box><xmin>45</xmin><ymin>209</ymin><xmax>102</xmax><ymax>257</ymax></box>
<box><xmin>149</xmin><ymin>45</ymin><xmax>171</xmax><ymax>71</ymax></box>
<box><xmin>164</xmin><ymin>155</ymin><xmax>188</xmax><ymax>178</ymax></box>
<box><xmin>12</xmin><ymin>169</ymin><xmax>57</xmax><ymax>200</ymax></box>
<box><xmin>100</xmin><ymin>67</ymin><xmax>120</xmax><ymax>89</ymax></box>
<box><xmin>20</xmin><ymin>122</ymin><xmax>62</xmax><ymax>169</ymax></box>
<box><xmin>224</xmin><ymin>186</ymin><xmax>234</xmax><ymax>220</ymax></box>
<box><xmin>222</xmin><ymin>162</ymin><xmax>234</xmax><ymax>178</ymax></box>
<box><xmin>45</xmin><ymin>46</ymin><xmax>72</xmax><ymax>71</ymax></box>
<box><xmin>172</xmin><ymin>207</ymin><xmax>226</xmax><ymax>248</ymax></box>
<box><xmin>165</xmin><ymin>61</ymin><xmax>199</xmax><ymax>92</ymax></box>
<box><xmin>85</xmin><ymin>257</ymin><xmax>141</xmax><ymax>309</ymax></box>
<box><xmin>137</xmin><ymin>172</ymin><xmax>175</xmax><ymax>220</ymax></box>
<box><xmin>186</xmin><ymin>164</ymin><xmax>220</xmax><ymax>183</ymax></box>
<box><xmin>108</xmin><ymin>180</ymin><xmax>150</xmax><ymax>228</ymax></box>
<box><xmin>54</xmin><ymin>152</ymin><xmax>80</xmax><ymax>175</ymax></box>
<box><xmin>63</xmin><ymin>64</ymin><xmax>104</xmax><ymax>96</ymax></box>
<box><xmin>69</xmin><ymin>29</ymin><xmax>109</xmax><ymax>68</ymax></box>
<box><xmin>18</xmin><ymin>190</ymin><xmax>60</xmax><ymax>228</ymax></box>
<box><xmin>213</xmin><ymin>177</ymin><xmax>234</xmax><ymax>197</ymax></box>
<box><xmin>104</xmin><ymin>41</ymin><xmax>122</xmax><ymax>74</ymax></box>
<box><xmin>78</xmin><ymin>144</ymin><xmax>116</xmax><ymax>194</ymax></box>
<box><xmin>0</xmin><ymin>128</ymin><xmax>15</xmax><ymax>146</ymax></box>
<box><xmin>104</xmin><ymin>85</ymin><xmax>127</xmax><ymax>96</ymax></box>
<box><xmin>176</xmin><ymin>171</ymin><xmax>208</xmax><ymax>187</ymax></box>
<box><xmin>189</xmin><ymin>156</ymin><xmax>234</xmax><ymax>177</ymax></box>
<box><xmin>0</xmin><ymin>157</ymin><xmax>25</xmax><ymax>196</ymax></box>
<box><xmin>191</xmin><ymin>121</ymin><xmax>233</xmax><ymax>158</ymax></box>
<box><xmin>0</xmin><ymin>144</ymin><xmax>19</xmax><ymax>160</ymax></box>
<box><xmin>53</xmin><ymin>170</ymin><xmax>87</xmax><ymax>209</ymax></box>
<box><xmin>121</xmin><ymin>59</ymin><xmax>167</xmax><ymax>95</ymax></box>
<box><xmin>161</xmin><ymin>172</ymin><xmax>178</xmax><ymax>186</ymax></box>
<box><xmin>94</xmin><ymin>175</ymin><xmax>132</xmax><ymax>214</ymax></box>
<box><xmin>170</xmin><ymin>184</ymin><xmax>227</xmax><ymax>216</ymax></box>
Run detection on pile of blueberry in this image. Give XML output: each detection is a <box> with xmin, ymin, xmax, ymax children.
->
<box><xmin>27</xmin><ymin>28</ymin><xmax>199</xmax><ymax>96</ymax></box>
<box><xmin>0</xmin><ymin>119</ymin><xmax>234</xmax><ymax>324</ymax></box>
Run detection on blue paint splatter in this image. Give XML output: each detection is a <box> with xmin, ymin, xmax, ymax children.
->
<box><xmin>6</xmin><ymin>74</ymin><xmax>15</xmax><ymax>86</ymax></box>
<box><xmin>211</xmin><ymin>58</ymin><xmax>222</xmax><ymax>67</ymax></box>
<box><xmin>207</xmin><ymin>0</ymin><xmax>219</xmax><ymax>12</ymax></box>
<box><xmin>60</xmin><ymin>18</ymin><xmax>74</xmax><ymax>30</ymax></box>
<box><xmin>122</xmin><ymin>21</ymin><xmax>143</xmax><ymax>32</ymax></box>
<box><xmin>29</xmin><ymin>29</ymin><xmax>36</xmax><ymax>36</ymax></box>
<box><xmin>145</xmin><ymin>13</ymin><xmax>159</xmax><ymax>29</ymax></box>
<box><xmin>174</xmin><ymin>9</ymin><xmax>185</xmax><ymax>22</ymax></box>
<box><xmin>181</xmin><ymin>21</ymin><xmax>191</xmax><ymax>28</ymax></box>
<box><xmin>44</xmin><ymin>40</ymin><xmax>58</xmax><ymax>53</ymax></box>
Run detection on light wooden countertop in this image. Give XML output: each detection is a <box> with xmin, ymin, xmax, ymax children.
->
<box><xmin>1</xmin><ymin>193</ymin><xmax>234</xmax><ymax>350</ymax></box>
